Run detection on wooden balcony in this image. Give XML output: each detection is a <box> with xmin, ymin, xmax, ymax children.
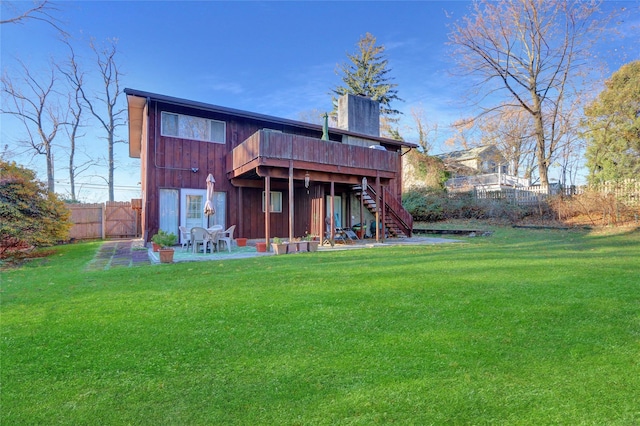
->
<box><xmin>227</xmin><ymin>130</ymin><xmax>399</xmax><ymax>182</ymax></box>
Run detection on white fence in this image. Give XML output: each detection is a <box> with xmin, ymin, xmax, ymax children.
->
<box><xmin>473</xmin><ymin>179</ymin><xmax>640</xmax><ymax>207</ymax></box>
<box><xmin>446</xmin><ymin>173</ymin><xmax>531</xmax><ymax>192</ymax></box>
<box><xmin>592</xmin><ymin>180</ymin><xmax>640</xmax><ymax>207</ymax></box>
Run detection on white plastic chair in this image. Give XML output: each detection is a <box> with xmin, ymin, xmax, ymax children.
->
<box><xmin>191</xmin><ymin>227</ymin><xmax>215</xmax><ymax>253</ymax></box>
<box><xmin>216</xmin><ymin>225</ymin><xmax>236</xmax><ymax>253</ymax></box>
<box><xmin>179</xmin><ymin>226</ymin><xmax>191</xmax><ymax>251</ymax></box>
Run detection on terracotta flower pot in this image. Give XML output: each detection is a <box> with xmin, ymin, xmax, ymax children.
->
<box><xmin>152</xmin><ymin>242</ymin><xmax>160</xmax><ymax>252</ymax></box>
<box><xmin>256</xmin><ymin>242</ymin><xmax>267</xmax><ymax>252</ymax></box>
<box><xmin>159</xmin><ymin>248</ymin><xmax>174</xmax><ymax>263</ymax></box>
<box><xmin>236</xmin><ymin>238</ymin><xmax>247</xmax><ymax>247</ymax></box>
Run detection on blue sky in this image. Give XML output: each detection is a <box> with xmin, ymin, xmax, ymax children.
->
<box><xmin>1</xmin><ymin>1</ymin><xmax>638</xmax><ymax>201</ymax></box>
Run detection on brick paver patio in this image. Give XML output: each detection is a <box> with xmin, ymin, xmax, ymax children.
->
<box><xmin>87</xmin><ymin>239</ymin><xmax>149</xmax><ymax>271</ymax></box>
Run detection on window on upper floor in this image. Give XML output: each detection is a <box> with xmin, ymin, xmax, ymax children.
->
<box><xmin>161</xmin><ymin>111</ymin><xmax>226</xmax><ymax>144</ymax></box>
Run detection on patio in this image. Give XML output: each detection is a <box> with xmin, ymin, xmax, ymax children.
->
<box><xmin>147</xmin><ymin>236</ymin><xmax>462</xmax><ymax>264</ymax></box>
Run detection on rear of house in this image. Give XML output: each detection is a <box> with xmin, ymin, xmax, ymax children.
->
<box><xmin>126</xmin><ymin>89</ymin><xmax>416</xmax><ymax>244</ymax></box>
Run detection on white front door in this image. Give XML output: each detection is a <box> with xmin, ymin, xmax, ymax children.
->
<box><xmin>181</xmin><ymin>189</ymin><xmax>208</xmax><ymax>230</ymax></box>
<box><xmin>179</xmin><ymin>189</ymin><xmax>227</xmax><ymax>231</ymax></box>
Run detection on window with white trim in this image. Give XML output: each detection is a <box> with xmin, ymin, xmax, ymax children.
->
<box><xmin>262</xmin><ymin>191</ymin><xmax>282</xmax><ymax>213</ymax></box>
<box><xmin>161</xmin><ymin>111</ymin><xmax>226</xmax><ymax>144</ymax></box>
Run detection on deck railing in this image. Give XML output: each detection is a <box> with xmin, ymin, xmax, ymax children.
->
<box><xmin>362</xmin><ymin>184</ymin><xmax>413</xmax><ymax>237</ymax></box>
<box><xmin>446</xmin><ymin>173</ymin><xmax>531</xmax><ymax>190</ymax></box>
<box><xmin>230</xmin><ymin>130</ymin><xmax>399</xmax><ymax>174</ymax></box>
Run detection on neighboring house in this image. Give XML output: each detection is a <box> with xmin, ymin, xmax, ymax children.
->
<box><xmin>126</xmin><ymin>89</ymin><xmax>416</xmax><ymax>244</ymax></box>
<box><xmin>435</xmin><ymin>145</ymin><xmax>529</xmax><ymax>191</ymax></box>
<box><xmin>435</xmin><ymin>145</ymin><xmax>507</xmax><ymax>177</ymax></box>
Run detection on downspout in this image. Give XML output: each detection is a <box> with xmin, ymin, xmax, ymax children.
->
<box><xmin>400</xmin><ymin>147</ymin><xmax>413</xmax><ymax>156</ymax></box>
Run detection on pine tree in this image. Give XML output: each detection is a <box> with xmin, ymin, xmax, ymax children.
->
<box><xmin>332</xmin><ymin>33</ymin><xmax>402</xmax><ymax>123</ymax></box>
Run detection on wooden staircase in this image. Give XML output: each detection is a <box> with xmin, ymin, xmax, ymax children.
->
<box><xmin>354</xmin><ymin>185</ymin><xmax>413</xmax><ymax>238</ymax></box>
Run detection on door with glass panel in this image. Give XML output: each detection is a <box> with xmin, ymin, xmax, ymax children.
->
<box><xmin>181</xmin><ymin>189</ymin><xmax>208</xmax><ymax>231</ymax></box>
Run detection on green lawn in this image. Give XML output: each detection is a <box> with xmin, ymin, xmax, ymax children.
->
<box><xmin>2</xmin><ymin>226</ymin><xmax>639</xmax><ymax>425</ymax></box>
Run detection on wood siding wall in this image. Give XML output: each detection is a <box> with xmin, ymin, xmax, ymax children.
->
<box><xmin>140</xmin><ymin>100</ymin><xmax>406</xmax><ymax>240</ymax></box>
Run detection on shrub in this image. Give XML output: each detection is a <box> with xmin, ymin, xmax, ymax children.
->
<box><xmin>403</xmin><ymin>187</ymin><xmax>447</xmax><ymax>221</ymax></box>
<box><xmin>402</xmin><ymin>187</ymin><xmax>555</xmax><ymax>223</ymax></box>
<box><xmin>0</xmin><ymin>161</ymin><xmax>71</xmax><ymax>259</ymax></box>
<box><xmin>549</xmin><ymin>190</ymin><xmax>638</xmax><ymax>226</ymax></box>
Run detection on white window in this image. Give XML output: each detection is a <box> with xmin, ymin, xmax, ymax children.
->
<box><xmin>161</xmin><ymin>111</ymin><xmax>226</xmax><ymax>144</ymax></box>
<box><xmin>262</xmin><ymin>191</ymin><xmax>282</xmax><ymax>213</ymax></box>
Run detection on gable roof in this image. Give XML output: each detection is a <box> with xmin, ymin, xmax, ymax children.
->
<box><xmin>126</xmin><ymin>88</ymin><xmax>417</xmax><ymax>158</ymax></box>
<box><xmin>434</xmin><ymin>145</ymin><xmax>503</xmax><ymax>162</ymax></box>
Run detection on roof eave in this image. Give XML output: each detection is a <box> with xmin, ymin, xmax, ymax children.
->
<box><xmin>124</xmin><ymin>88</ymin><xmax>417</xmax><ymax>149</ymax></box>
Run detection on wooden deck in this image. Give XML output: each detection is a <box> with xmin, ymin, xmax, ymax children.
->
<box><xmin>227</xmin><ymin>130</ymin><xmax>399</xmax><ymax>182</ymax></box>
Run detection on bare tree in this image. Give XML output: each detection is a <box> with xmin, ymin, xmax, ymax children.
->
<box><xmin>409</xmin><ymin>106</ymin><xmax>441</xmax><ymax>155</ymax></box>
<box><xmin>449</xmin><ymin>0</ymin><xmax>607</xmax><ymax>188</ymax></box>
<box><xmin>477</xmin><ymin>107</ymin><xmax>537</xmax><ymax>179</ymax></box>
<box><xmin>1</xmin><ymin>60</ymin><xmax>64</xmax><ymax>192</ymax></box>
<box><xmin>297</xmin><ymin>109</ymin><xmax>326</xmax><ymax>126</ymax></box>
<box><xmin>445</xmin><ymin>117</ymin><xmax>478</xmax><ymax>151</ymax></box>
<box><xmin>77</xmin><ymin>38</ymin><xmax>126</xmax><ymax>201</ymax></box>
<box><xmin>57</xmin><ymin>37</ymin><xmax>98</xmax><ymax>202</ymax></box>
<box><xmin>0</xmin><ymin>0</ymin><xmax>66</xmax><ymax>34</ymax></box>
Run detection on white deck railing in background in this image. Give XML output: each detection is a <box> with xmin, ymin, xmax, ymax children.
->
<box><xmin>470</xmin><ymin>179</ymin><xmax>639</xmax><ymax>207</ymax></box>
<box><xmin>445</xmin><ymin>173</ymin><xmax>530</xmax><ymax>191</ymax></box>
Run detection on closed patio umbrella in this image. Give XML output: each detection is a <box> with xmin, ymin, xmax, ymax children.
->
<box><xmin>204</xmin><ymin>173</ymin><xmax>216</xmax><ymax>216</ymax></box>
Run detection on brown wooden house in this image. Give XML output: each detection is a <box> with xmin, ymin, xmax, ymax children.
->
<box><xmin>125</xmin><ymin>89</ymin><xmax>416</xmax><ymax>245</ymax></box>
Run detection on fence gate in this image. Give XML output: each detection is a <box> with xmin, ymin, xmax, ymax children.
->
<box><xmin>104</xmin><ymin>201</ymin><xmax>137</xmax><ymax>238</ymax></box>
<box><xmin>66</xmin><ymin>199</ymin><xmax>142</xmax><ymax>240</ymax></box>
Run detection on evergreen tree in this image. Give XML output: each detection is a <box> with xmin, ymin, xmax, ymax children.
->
<box><xmin>583</xmin><ymin>61</ymin><xmax>640</xmax><ymax>184</ymax></box>
<box><xmin>332</xmin><ymin>33</ymin><xmax>402</xmax><ymax>123</ymax></box>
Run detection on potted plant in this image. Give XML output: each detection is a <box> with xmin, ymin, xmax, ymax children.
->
<box><xmin>152</xmin><ymin>230</ymin><xmax>178</xmax><ymax>263</ymax></box>
<box><xmin>296</xmin><ymin>237</ymin><xmax>308</xmax><ymax>253</ymax></box>
<box><xmin>272</xmin><ymin>237</ymin><xmax>288</xmax><ymax>255</ymax></box>
<box><xmin>305</xmin><ymin>233</ymin><xmax>319</xmax><ymax>252</ymax></box>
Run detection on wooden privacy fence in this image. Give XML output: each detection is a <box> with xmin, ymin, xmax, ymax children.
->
<box><xmin>66</xmin><ymin>200</ymin><xmax>142</xmax><ymax>240</ymax></box>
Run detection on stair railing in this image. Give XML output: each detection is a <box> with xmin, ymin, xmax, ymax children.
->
<box><xmin>362</xmin><ymin>184</ymin><xmax>413</xmax><ymax>237</ymax></box>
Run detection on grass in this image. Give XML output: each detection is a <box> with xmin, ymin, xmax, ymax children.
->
<box><xmin>1</xmin><ymin>226</ymin><xmax>639</xmax><ymax>425</ymax></box>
